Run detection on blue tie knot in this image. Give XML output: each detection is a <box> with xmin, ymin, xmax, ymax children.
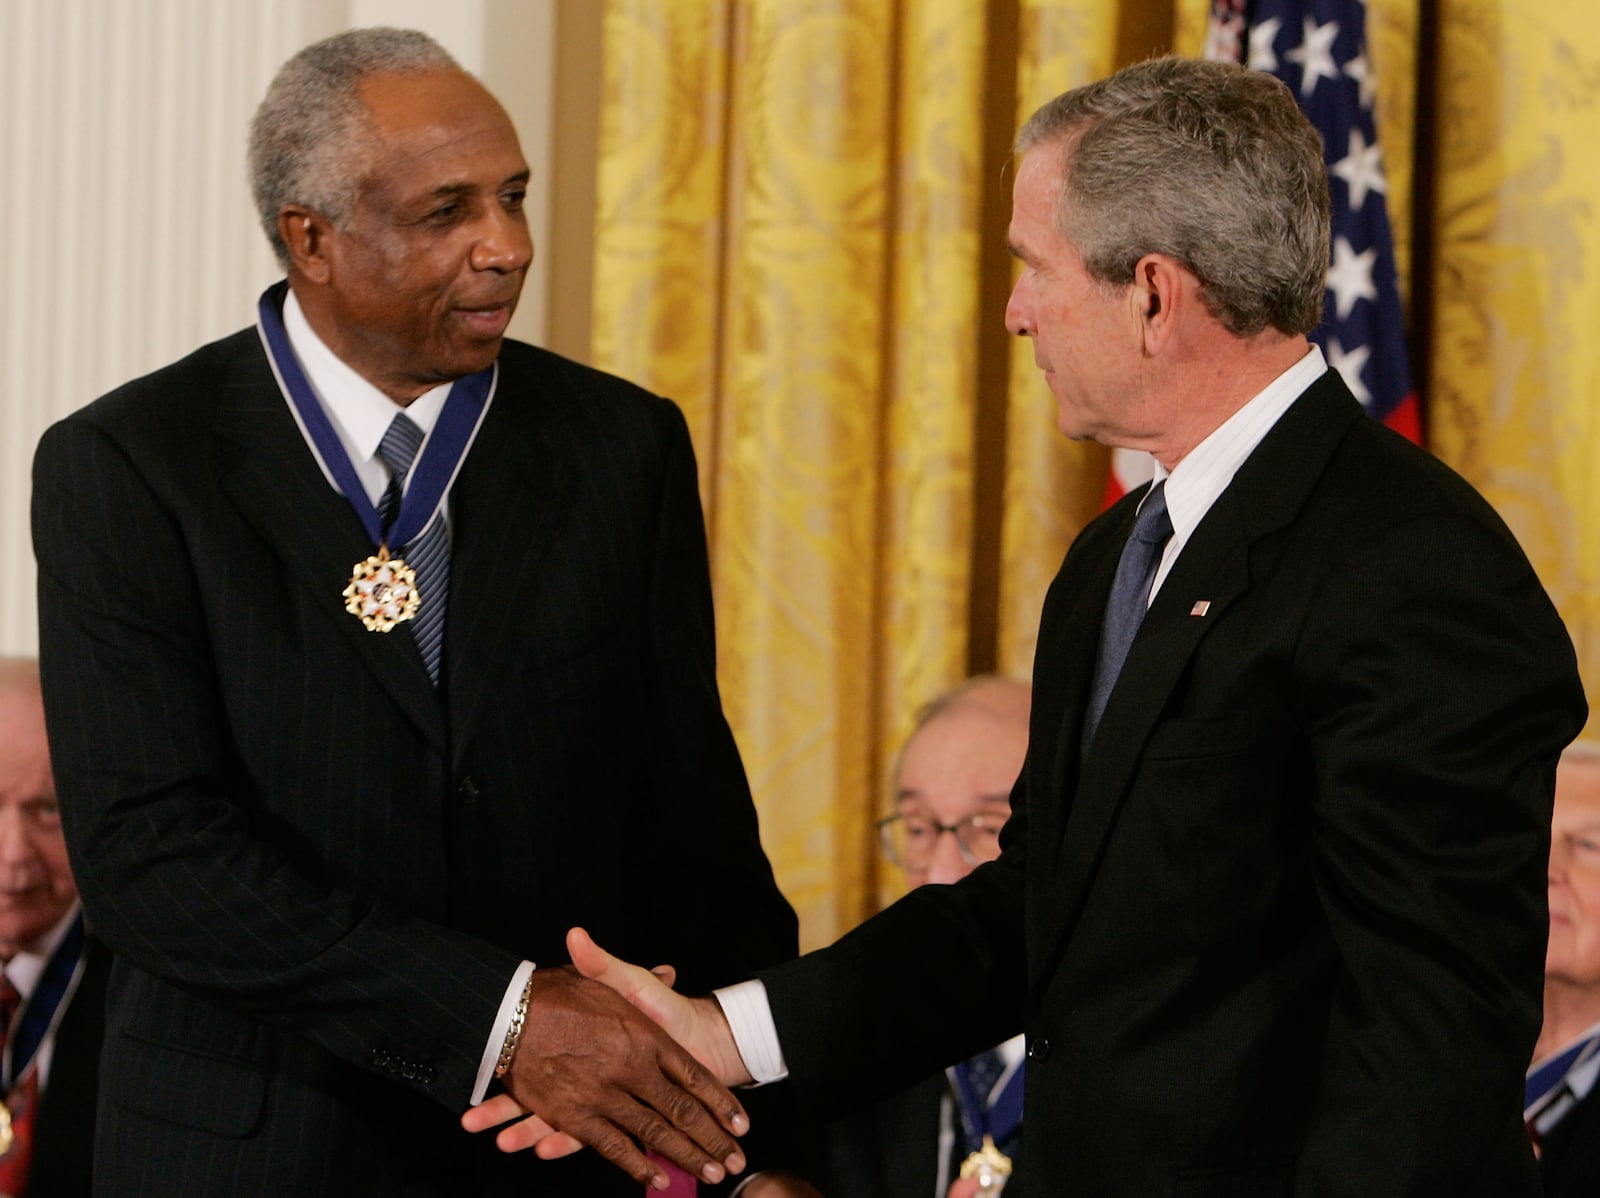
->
<box><xmin>379</xmin><ymin>412</ymin><xmax>425</xmax><ymax>480</ymax></box>
<box><xmin>1130</xmin><ymin>480</ymin><xmax>1172</xmax><ymax>544</ymax></box>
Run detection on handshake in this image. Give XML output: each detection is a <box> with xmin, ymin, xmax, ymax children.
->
<box><xmin>458</xmin><ymin>928</ymin><xmax>816</xmax><ymax>1196</ymax></box>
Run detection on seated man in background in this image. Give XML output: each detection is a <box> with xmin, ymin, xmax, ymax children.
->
<box><xmin>1528</xmin><ymin>741</ymin><xmax>1600</xmax><ymax>1195</ymax></box>
<box><xmin>0</xmin><ymin>658</ymin><xmax>108</xmax><ymax>1198</ymax></box>
<box><xmin>818</xmin><ymin>676</ymin><xmax>1030</xmax><ymax>1198</ymax></box>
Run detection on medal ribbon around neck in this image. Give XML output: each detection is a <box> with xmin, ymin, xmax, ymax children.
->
<box><xmin>4</xmin><ymin>911</ymin><xmax>85</xmax><ymax>1093</ymax></box>
<box><xmin>953</xmin><ymin>1055</ymin><xmax>1025</xmax><ymax>1156</ymax></box>
<box><xmin>255</xmin><ymin>284</ymin><xmax>496</xmax><ymax>630</ymax></box>
<box><xmin>1526</xmin><ymin>1023</ymin><xmax>1600</xmax><ymax>1131</ymax></box>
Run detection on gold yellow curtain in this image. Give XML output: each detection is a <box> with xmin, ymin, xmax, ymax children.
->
<box><xmin>1426</xmin><ymin>2</ymin><xmax>1600</xmax><ymax>696</ymax></box>
<box><xmin>593</xmin><ymin>0</ymin><xmax>1600</xmax><ymax>950</ymax></box>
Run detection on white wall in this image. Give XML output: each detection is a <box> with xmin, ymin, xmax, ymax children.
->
<box><xmin>0</xmin><ymin>0</ymin><xmax>562</xmax><ymax>654</ymax></box>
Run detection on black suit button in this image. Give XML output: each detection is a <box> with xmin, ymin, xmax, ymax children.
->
<box><xmin>1027</xmin><ymin>1037</ymin><xmax>1051</xmax><ymax>1062</ymax></box>
<box><xmin>457</xmin><ymin>776</ymin><xmax>481</xmax><ymax>804</ymax></box>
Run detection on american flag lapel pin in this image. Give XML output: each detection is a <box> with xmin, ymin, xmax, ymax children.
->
<box><xmin>1190</xmin><ymin>600</ymin><xmax>1211</xmax><ymax>617</ymax></box>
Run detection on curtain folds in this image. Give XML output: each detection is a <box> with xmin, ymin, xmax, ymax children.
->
<box><xmin>593</xmin><ymin>0</ymin><xmax>1600</xmax><ymax>948</ymax></box>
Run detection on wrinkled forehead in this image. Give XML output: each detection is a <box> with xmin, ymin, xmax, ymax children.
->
<box><xmin>349</xmin><ymin>70</ymin><xmax>526</xmax><ymax>205</ymax></box>
<box><xmin>0</xmin><ymin>683</ymin><xmax>46</xmax><ymax>741</ymax></box>
<box><xmin>358</xmin><ymin>69</ymin><xmax>517</xmax><ymax>151</ymax></box>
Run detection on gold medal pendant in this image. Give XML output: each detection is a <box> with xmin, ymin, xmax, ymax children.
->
<box><xmin>0</xmin><ymin>1098</ymin><xmax>12</xmax><ymax>1157</ymax></box>
<box><xmin>343</xmin><ymin>546</ymin><xmax>421</xmax><ymax>632</ymax></box>
<box><xmin>959</xmin><ymin>1134</ymin><xmax>1012</xmax><ymax>1197</ymax></box>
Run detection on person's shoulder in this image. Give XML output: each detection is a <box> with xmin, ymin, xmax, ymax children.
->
<box><xmin>493</xmin><ymin>338</ymin><xmax>689</xmax><ymax>442</ymax></box>
<box><xmin>496</xmin><ymin>338</ymin><xmax>668</xmax><ymax>407</ymax></box>
<box><xmin>1268</xmin><ymin>370</ymin><xmax>1520</xmax><ymax>550</ymax></box>
<box><xmin>66</xmin><ymin>326</ymin><xmax>264</xmax><ymax>432</ymax></box>
<box><xmin>1329</xmin><ymin>402</ymin><xmax>1521</xmax><ymax>544</ymax></box>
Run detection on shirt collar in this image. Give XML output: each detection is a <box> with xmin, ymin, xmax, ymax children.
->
<box><xmin>282</xmin><ymin>289</ymin><xmax>451</xmax><ymax>462</ymax></box>
<box><xmin>1152</xmin><ymin>344</ymin><xmax>1326</xmax><ymax>544</ymax></box>
<box><xmin>1530</xmin><ymin>1017</ymin><xmax>1600</xmax><ymax>1104</ymax></box>
<box><xmin>3</xmin><ymin>903</ymin><xmax>82</xmax><ymax>1001</ymax></box>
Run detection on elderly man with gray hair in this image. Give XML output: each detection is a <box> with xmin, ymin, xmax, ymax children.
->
<box><xmin>32</xmin><ymin>27</ymin><xmax>796</xmax><ymax>1197</ymax></box>
<box><xmin>0</xmin><ymin>659</ymin><xmax>107</xmax><ymax>1198</ymax></box>
<box><xmin>475</xmin><ymin>55</ymin><xmax>1587</xmax><ymax>1198</ymax></box>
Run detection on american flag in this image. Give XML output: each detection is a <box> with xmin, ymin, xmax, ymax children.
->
<box><xmin>1106</xmin><ymin>0</ymin><xmax>1420</xmax><ymax>503</ymax></box>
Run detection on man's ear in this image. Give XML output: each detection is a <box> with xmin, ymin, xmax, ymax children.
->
<box><xmin>278</xmin><ymin>205</ymin><xmax>332</xmax><ymax>284</ymax></box>
<box><xmin>1131</xmin><ymin>254</ymin><xmax>1185</xmax><ymax>354</ymax></box>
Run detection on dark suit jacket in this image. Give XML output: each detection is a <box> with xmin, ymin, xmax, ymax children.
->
<box><xmin>818</xmin><ymin>1069</ymin><xmax>1025</xmax><ymax>1198</ymax></box>
<box><xmin>763</xmin><ymin>372</ymin><xmax>1586</xmax><ymax>1197</ymax></box>
<box><xmin>24</xmin><ymin>931</ymin><xmax>108</xmax><ymax>1198</ymax></box>
<box><xmin>1539</xmin><ymin>1086</ymin><xmax>1600</xmax><ymax>1197</ymax></box>
<box><xmin>820</xmin><ymin>1073</ymin><xmax>948</xmax><ymax>1198</ymax></box>
<box><xmin>31</xmin><ymin>314</ymin><xmax>798</xmax><ymax>1196</ymax></box>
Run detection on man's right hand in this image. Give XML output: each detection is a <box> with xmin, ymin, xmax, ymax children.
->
<box><xmin>481</xmin><ymin>962</ymin><xmax>751</xmax><ymax>1190</ymax></box>
<box><xmin>568</xmin><ymin>926</ymin><xmax>754</xmax><ymax>1085</ymax></box>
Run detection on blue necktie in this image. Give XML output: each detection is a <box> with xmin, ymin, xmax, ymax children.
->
<box><xmin>1084</xmin><ymin>481</ymin><xmax>1172</xmax><ymax>745</ymax></box>
<box><xmin>956</xmin><ymin>1048</ymin><xmax>1006</xmax><ymax>1156</ymax></box>
<box><xmin>377</xmin><ymin>413</ymin><xmax>449</xmax><ymax>684</ymax></box>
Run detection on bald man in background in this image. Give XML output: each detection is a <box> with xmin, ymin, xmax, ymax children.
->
<box><xmin>818</xmin><ymin>676</ymin><xmax>1030</xmax><ymax>1198</ymax></box>
<box><xmin>0</xmin><ymin>659</ymin><xmax>107</xmax><ymax>1198</ymax></box>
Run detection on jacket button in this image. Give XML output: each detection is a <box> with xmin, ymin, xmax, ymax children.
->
<box><xmin>457</xmin><ymin>776</ymin><xmax>481</xmax><ymax>803</ymax></box>
<box><xmin>1027</xmin><ymin>1037</ymin><xmax>1051</xmax><ymax>1062</ymax></box>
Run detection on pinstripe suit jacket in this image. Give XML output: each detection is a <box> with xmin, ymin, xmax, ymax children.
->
<box><xmin>31</xmin><ymin>319</ymin><xmax>797</xmax><ymax>1196</ymax></box>
<box><xmin>763</xmin><ymin>372</ymin><xmax>1586</xmax><ymax>1197</ymax></box>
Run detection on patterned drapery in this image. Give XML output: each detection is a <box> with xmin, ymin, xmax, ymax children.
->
<box><xmin>594</xmin><ymin>0</ymin><xmax>1600</xmax><ymax>948</ymax></box>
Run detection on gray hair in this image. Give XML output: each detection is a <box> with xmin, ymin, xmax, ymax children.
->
<box><xmin>248</xmin><ymin>28</ymin><xmax>460</xmax><ymax>268</ymax></box>
<box><xmin>1016</xmin><ymin>56</ymin><xmax>1330</xmax><ymax>337</ymax></box>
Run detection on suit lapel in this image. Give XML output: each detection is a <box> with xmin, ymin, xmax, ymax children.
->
<box><xmin>214</xmin><ymin>339</ymin><xmax>446</xmax><ymax>753</ymax></box>
<box><xmin>1028</xmin><ymin>372</ymin><xmax>1366</xmax><ymax>983</ymax></box>
<box><xmin>1026</xmin><ymin>508</ymin><xmax>1127</xmax><ymax>871</ymax></box>
<box><xmin>442</xmin><ymin>362</ymin><xmax>575</xmax><ymax>760</ymax></box>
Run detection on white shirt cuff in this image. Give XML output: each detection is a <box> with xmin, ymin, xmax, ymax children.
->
<box><xmin>470</xmin><ymin>960</ymin><xmax>536</xmax><ymax>1105</ymax></box>
<box><xmin>714</xmin><ymin>978</ymin><xmax>788</xmax><ymax>1085</ymax></box>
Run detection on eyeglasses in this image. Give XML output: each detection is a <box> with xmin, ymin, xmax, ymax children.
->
<box><xmin>876</xmin><ymin>812</ymin><xmax>1006</xmax><ymax>870</ymax></box>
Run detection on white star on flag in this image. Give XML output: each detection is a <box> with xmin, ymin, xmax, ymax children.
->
<box><xmin>1287</xmin><ymin>17</ymin><xmax>1341</xmax><ymax>96</ymax></box>
<box><xmin>1325</xmin><ymin>336</ymin><xmax>1374</xmax><ymax>407</ymax></box>
<box><xmin>1326</xmin><ymin>236</ymin><xmax>1378</xmax><ymax>319</ymax></box>
<box><xmin>1248</xmin><ymin>17</ymin><xmax>1282</xmax><ymax>71</ymax></box>
<box><xmin>1345</xmin><ymin>51</ymin><xmax>1377</xmax><ymax>110</ymax></box>
<box><xmin>1332</xmin><ymin>126</ymin><xmax>1387</xmax><ymax>212</ymax></box>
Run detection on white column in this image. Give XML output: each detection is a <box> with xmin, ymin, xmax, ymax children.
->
<box><xmin>0</xmin><ymin>0</ymin><xmax>307</xmax><ymax>653</ymax></box>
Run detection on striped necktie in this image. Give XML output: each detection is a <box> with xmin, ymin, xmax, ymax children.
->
<box><xmin>377</xmin><ymin>413</ymin><xmax>449</xmax><ymax>684</ymax></box>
